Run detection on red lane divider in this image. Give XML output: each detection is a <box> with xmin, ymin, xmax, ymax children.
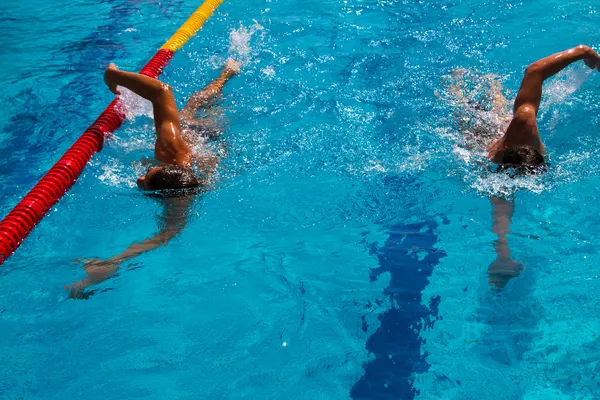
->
<box><xmin>0</xmin><ymin>49</ymin><xmax>175</xmax><ymax>264</ymax></box>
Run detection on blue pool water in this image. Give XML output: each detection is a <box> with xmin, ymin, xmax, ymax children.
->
<box><xmin>2</xmin><ymin>0</ymin><xmax>600</xmax><ymax>398</ymax></box>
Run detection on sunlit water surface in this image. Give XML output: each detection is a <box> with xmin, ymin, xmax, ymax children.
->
<box><xmin>1</xmin><ymin>0</ymin><xmax>600</xmax><ymax>399</ymax></box>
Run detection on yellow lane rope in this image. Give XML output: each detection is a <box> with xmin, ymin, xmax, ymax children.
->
<box><xmin>161</xmin><ymin>0</ymin><xmax>226</xmax><ymax>52</ymax></box>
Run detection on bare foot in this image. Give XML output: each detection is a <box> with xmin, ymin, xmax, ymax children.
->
<box><xmin>222</xmin><ymin>59</ymin><xmax>241</xmax><ymax>78</ymax></box>
<box><xmin>104</xmin><ymin>63</ymin><xmax>121</xmax><ymax>95</ymax></box>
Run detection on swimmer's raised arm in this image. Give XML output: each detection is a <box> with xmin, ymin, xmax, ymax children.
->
<box><xmin>104</xmin><ymin>64</ymin><xmax>192</xmax><ymax>168</ymax></box>
<box><xmin>492</xmin><ymin>45</ymin><xmax>600</xmax><ymax>163</ymax></box>
<box><xmin>513</xmin><ymin>45</ymin><xmax>600</xmax><ymax>114</ymax></box>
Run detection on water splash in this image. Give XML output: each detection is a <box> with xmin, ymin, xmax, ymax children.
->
<box><xmin>227</xmin><ymin>21</ymin><xmax>264</xmax><ymax>66</ymax></box>
<box><xmin>111</xmin><ymin>128</ymin><xmax>154</xmax><ymax>154</ymax></box>
<box><xmin>541</xmin><ymin>64</ymin><xmax>591</xmax><ymax>132</ymax></box>
<box><xmin>541</xmin><ymin>64</ymin><xmax>591</xmax><ymax>110</ymax></box>
<box><xmin>96</xmin><ymin>156</ymin><xmax>138</xmax><ymax>189</ymax></box>
<box><xmin>118</xmin><ymin>87</ymin><xmax>154</xmax><ymax>121</ymax></box>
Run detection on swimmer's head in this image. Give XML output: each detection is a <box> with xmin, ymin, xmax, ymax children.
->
<box><xmin>137</xmin><ymin>165</ymin><xmax>200</xmax><ymax>191</ymax></box>
<box><xmin>499</xmin><ymin>145</ymin><xmax>547</xmax><ymax>175</ymax></box>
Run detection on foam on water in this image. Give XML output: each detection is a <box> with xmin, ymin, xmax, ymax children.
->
<box><xmin>227</xmin><ymin>21</ymin><xmax>264</xmax><ymax>66</ymax></box>
<box><xmin>118</xmin><ymin>87</ymin><xmax>154</xmax><ymax>121</ymax></box>
<box><xmin>95</xmin><ymin>156</ymin><xmax>138</xmax><ymax>189</ymax></box>
<box><xmin>94</xmin><ymin>88</ymin><xmax>158</xmax><ymax>188</ymax></box>
<box><xmin>540</xmin><ymin>64</ymin><xmax>591</xmax><ymax>111</ymax></box>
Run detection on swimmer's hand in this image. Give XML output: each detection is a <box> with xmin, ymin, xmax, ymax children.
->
<box><xmin>65</xmin><ymin>258</ymin><xmax>121</xmax><ymax>299</ymax></box>
<box><xmin>582</xmin><ymin>46</ymin><xmax>600</xmax><ymax>71</ymax></box>
<box><xmin>488</xmin><ymin>257</ymin><xmax>525</xmax><ymax>289</ymax></box>
<box><xmin>104</xmin><ymin>63</ymin><xmax>122</xmax><ymax>95</ymax></box>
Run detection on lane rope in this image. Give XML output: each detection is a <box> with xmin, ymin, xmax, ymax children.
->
<box><xmin>0</xmin><ymin>0</ymin><xmax>225</xmax><ymax>265</ymax></box>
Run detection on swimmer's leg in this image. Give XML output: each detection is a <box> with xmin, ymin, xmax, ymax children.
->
<box><xmin>444</xmin><ymin>69</ymin><xmax>481</xmax><ymax>149</ymax></box>
<box><xmin>484</xmin><ymin>77</ymin><xmax>511</xmax><ymax>123</ymax></box>
<box><xmin>179</xmin><ymin>59</ymin><xmax>241</xmax><ymax>121</ymax></box>
<box><xmin>444</xmin><ymin>70</ymin><xmax>509</xmax><ymax>153</ymax></box>
<box><xmin>446</xmin><ymin>69</ymin><xmax>471</xmax><ymax>106</ymax></box>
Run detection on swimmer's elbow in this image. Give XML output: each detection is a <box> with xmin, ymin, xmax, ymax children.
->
<box><xmin>152</xmin><ymin>83</ymin><xmax>173</xmax><ymax>102</ymax></box>
<box><xmin>514</xmin><ymin>104</ymin><xmax>536</xmax><ymax>121</ymax></box>
<box><xmin>524</xmin><ymin>63</ymin><xmax>542</xmax><ymax>77</ymax></box>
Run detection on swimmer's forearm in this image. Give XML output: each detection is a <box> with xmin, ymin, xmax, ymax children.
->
<box><xmin>106</xmin><ymin>68</ymin><xmax>171</xmax><ymax>102</ymax></box>
<box><xmin>108</xmin><ymin>230</ymin><xmax>177</xmax><ymax>264</ymax></box>
<box><xmin>528</xmin><ymin>45</ymin><xmax>597</xmax><ymax>80</ymax></box>
<box><xmin>491</xmin><ymin>197</ymin><xmax>514</xmax><ymax>259</ymax></box>
<box><xmin>67</xmin><ymin>229</ymin><xmax>180</xmax><ymax>298</ymax></box>
<box><xmin>109</xmin><ymin>196</ymin><xmax>191</xmax><ymax>263</ymax></box>
<box><xmin>493</xmin><ymin>225</ymin><xmax>511</xmax><ymax>259</ymax></box>
<box><xmin>494</xmin><ymin>238</ymin><xmax>511</xmax><ymax>259</ymax></box>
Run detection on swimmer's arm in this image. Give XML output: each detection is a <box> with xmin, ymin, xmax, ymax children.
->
<box><xmin>104</xmin><ymin>65</ymin><xmax>183</xmax><ymax>150</ymax></box>
<box><xmin>513</xmin><ymin>45</ymin><xmax>600</xmax><ymax>113</ymax></box>
<box><xmin>68</xmin><ymin>196</ymin><xmax>192</xmax><ymax>298</ymax></box>
<box><xmin>491</xmin><ymin>196</ymin><xmax>514</xmax><ymax>259</ymax></box>
<box><xmin>488</xmin><ymin>196</ymin><xmax>525</xmax><ymax>288</ymax></box>
<box><xmin>108</xmin><ymin>196</ymin><xmax>191</xmax><ymax>264</ymax></box>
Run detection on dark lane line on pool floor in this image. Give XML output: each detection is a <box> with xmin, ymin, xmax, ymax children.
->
<box><xmin>351</xmin><ymin>219</ymin><xmax>446</xmax><ymax>400</ymax></box>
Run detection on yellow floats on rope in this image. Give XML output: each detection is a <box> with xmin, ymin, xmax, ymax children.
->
<box><xmin>161</xmin><ymin>0</ymin><xmax>225</xmax><ymax>52</ymax></box>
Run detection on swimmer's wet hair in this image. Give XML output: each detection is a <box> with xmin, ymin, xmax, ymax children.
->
<box><xmin>144</xmin><ymin>187</ymin><xmax>201</xmax><ymax>199</ymax></box>
<box><xmin>146</xmin><ymin>165</ymin><xmax>200</xmax><ymax>191</ymax></box>
<box><xmin>499</xmin><ymin>145</ymin><xmax>547</xmax><ymax>175</ymax></box>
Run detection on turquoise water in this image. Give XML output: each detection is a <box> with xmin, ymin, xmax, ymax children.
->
<box><xmin>1</xmin><ymin>0</ymin><xmax>600</xmax><ymax>398</ymax></box>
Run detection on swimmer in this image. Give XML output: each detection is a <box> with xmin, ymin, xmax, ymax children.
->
<box><xmin>450</xmin><ymin>45</ymin><xmax>600</xmax><ymax>169</ymax></box>
<box><xmin>489</xmin><ymin>45</ymin><xmax>600</xmax><ymax>167</ymax></box>
<box><xmin>106</xmin><ymin>59</ymin><xmax>241</xmax><ymax>189</ymax></box>
<box><xmin>66</xmin><ymin>59</ymin><xmax>241</xmax><ymax>298</ymax></box>
<box><xmin>446</xmin><ymin>45</ymin><xmax>600</xmax><ymax>288</ymax></box>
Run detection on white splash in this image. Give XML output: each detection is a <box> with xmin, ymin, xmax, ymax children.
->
<box><xmin>97</xmin><ymin>157</ymin><xmax>137</xmax><ymax>189</ymax></box>
<box><xmin>228</xmin><ymin>21</ymin><xmax>264</xmax><ymax>66</ymax></box>
<box><xmin>396</xmin><ymin>145</ymin><xmax>432</xmax><ymax>175</ymax></box>
<box><xmin>262</xmin><ymin>66</ymin><xmax>275</xmax><ymax>77</ymax></box>
<box><xmin>541</xmin><ymin>64</ymin><xmax>591</xmax><ymax>109</ymax></box>
<box><xmin>118</xmin><ymin>87</ymin><xmax>154</xmax><ymax>121</ymax></box>
<box><xmin>111</xmin><ymin>130</ymin><xmax>154</xmax><ymax>154</ymax></box>
<box><xmin>469</xmin><ymin>170</ymin><xmax>547</xmax><ymax>197</ymax></box>
<box><xmin>364</xmin><ymin>160</ymin><xmax>388</xmax><ymax>173</ymax></box>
